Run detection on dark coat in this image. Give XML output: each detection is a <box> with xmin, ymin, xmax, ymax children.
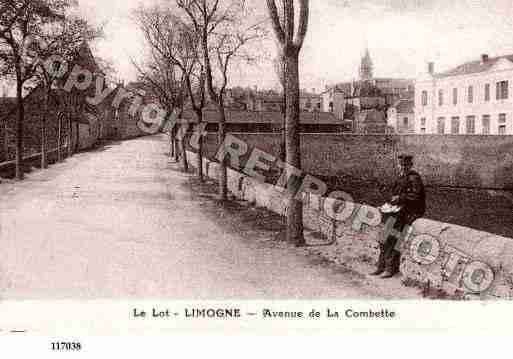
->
<box><xmin>390</xmin><ymin>169</ymin><xmax>426</xmax><ymax>223</ymax></box>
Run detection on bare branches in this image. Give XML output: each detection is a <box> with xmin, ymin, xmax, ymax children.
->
<box><xmin>0</xmin><ymin>0</ymin><xmax>82</xmax><ymax>84</ymax></box>
<box><xmin>295</xmin><ymin>0</ymin><xmax>309</xmax><ymax>49</ymax></box>
<box><xmin>35</xmin><ymin>16</ymin><xmax>102</xmax><ymax>87</ymax></box>
<box><xmin>266</xmin><ymin>0</ymin><xmax>285</xmax><ymax>45</ymax></box>
<box><xmin>175</xmin><ymin>0</ymin><xmax>264</xmax><ymax>104</ymax></box>
<box><xmin>266</xmin><ymin>0</ymin><xmax>309</xmax><ymax>52</ymax></box>
<box><xmin>284</xmin><ymin>0</ymin><xmax>294</xmax><ymax>45</ymax></box>
<box><xmin>133</xmin><ymin>5</ymin><xmax>205</xmax><ymax>116</ymax></box>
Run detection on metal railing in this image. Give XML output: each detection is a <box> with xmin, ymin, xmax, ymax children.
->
<box><xmin>0</xmin><ymin>145</ymin><xmax>70</xmax><ymax>170</ymax></box>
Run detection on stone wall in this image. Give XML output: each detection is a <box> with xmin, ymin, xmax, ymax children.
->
<box><xmin>197</xmin><ymin>132</ymin><xmax>513</xmax><ymax>190</ymax></box>
<box><xmin>192</xmin><ymin>152</ymin><xmax>513</xmax><ymax>299</ymax></box>
<box><xmin>0</xmin><ymin>87</ymin><xmax>71</xmax><ymax>162</ymax></box>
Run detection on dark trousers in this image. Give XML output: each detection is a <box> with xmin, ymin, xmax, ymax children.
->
<box><xmin>376</xmin><ymin>211</ymin><xmax>414</xmax><ymax>274</ymax></box>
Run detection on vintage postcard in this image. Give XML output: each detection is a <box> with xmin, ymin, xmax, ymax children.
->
<box><xmin>1</xmin><ymin>0</ymin><xmax>512</xmax><ymax>354</ymax></box>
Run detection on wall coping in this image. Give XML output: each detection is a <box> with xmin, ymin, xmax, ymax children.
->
<box><xmin>192</xmin><ymin>151</ymin><xmax>513</xmax><ymax>298</ymax></box>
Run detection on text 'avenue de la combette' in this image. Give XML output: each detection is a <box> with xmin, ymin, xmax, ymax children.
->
<box><xmin>132</xmin><ymin>307</ymin><xmax>396</xmax><ymax>320</ymax></box>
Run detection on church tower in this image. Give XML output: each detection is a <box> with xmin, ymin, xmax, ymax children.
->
<box><xmin>359</xmin><ymin>48</ymin><xmax>374</xmax><ymax>81</ymax></box>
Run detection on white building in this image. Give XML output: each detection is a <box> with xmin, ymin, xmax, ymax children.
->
<box><xmin>321</xmin><ymin>86</ymin><xmax>346</xmax><ymax>119</ymax></box>
<box><xmin>387</xmin><ymin>99</ymin><xmax>415</xmax><ymax>134</ymax></box>
<box><xmin>415</xmin><ymin>54</ymin><xmax>513</xmax><ymax>135</ymax></box>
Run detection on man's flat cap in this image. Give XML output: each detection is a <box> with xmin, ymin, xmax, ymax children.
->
<box><xmin>398</xmin><ymin>154</ymin><xmax>414</xmax><ymax>164</ymax></box>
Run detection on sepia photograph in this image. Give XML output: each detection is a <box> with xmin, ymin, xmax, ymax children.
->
<box><xmin>1</xmin><ymin>0</ymin><xmax>513</xmax><ymax>350</ymax></box>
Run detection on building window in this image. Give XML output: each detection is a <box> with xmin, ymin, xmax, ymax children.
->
<box><xmin>498</xmin><ymin>114</ymin><xmax>507</xmax><ymax>134</ymax></box>
<box><xmin>482</xmin><ymin>115</ymin><xmax>490</xmax><ymax>134</ymax></box>
<box><xmin>466</xmin><ymin>116</ymin><xmax>475</xmax><ymax>134</ymax></box>
<box><xmin>485</xmin><ymin>84</ymin><xmax>490</xmax><ymax>101</ymax></box>
<box><xmin>420</xmin><ymin>117</ymin><xmax>426</xmax><ymax>134</ymax></box>
<box><xmin>421</xmin><ymin>91</ymin><xmax>428</xmax><ymax>106</ymax></box>
<box><xmin>438</xmin><ymin>89</ymin><xmax>444</xmax><ymax>106</ymax></box>
<box><xmin>453</xmin><ymin>88</ymin><xmax>458</xmax><ymax>105</ymax></box>
<box><xmin>468</xmin><ymin>86</ymin><xmax>473</xmax><ymax>103</ymax></box>
<box><xmin>496</xmin><ymin>81</ymin><xmax>509</xmax><ymax>100</ymax></box>
<box><xmin>403</xmin><ymin>117</ymin><xmax>409</xmax><ymax>127</ymax></box>
<box><xmin>451</xmin><ymin>117</ymin><xmax>460</xmax><ymax>134</ymax></box>
<box><xmin>437</xmin><ymin>117</ymin><xmax>446</xmax><ymax>134</ymax></box>
<box><xmin>329</xmin><ymin>101</ymin><xmax>333</xmax><ymax>112</ymax></box>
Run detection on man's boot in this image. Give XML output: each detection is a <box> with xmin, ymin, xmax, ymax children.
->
<box><xmin>380</xmin><ymin>271</ymin><xmax>398</xmax><ymax>279</ymax></box>
<box><xmin>370</xmin><ymin>267</ymin><xmax>385</xmax><ymax>276</ymax></box>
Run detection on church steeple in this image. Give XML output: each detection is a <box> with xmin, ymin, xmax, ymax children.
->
<box><xmin>359</xmin><ymin>48</ymin><xmax>373</xmax><ymax>81</ymax></box>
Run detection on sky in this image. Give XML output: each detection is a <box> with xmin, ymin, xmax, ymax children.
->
<box><xmin>4</xmin><ymin>0</ymin><xmax>513</xmax><ymax>95</ymax></box>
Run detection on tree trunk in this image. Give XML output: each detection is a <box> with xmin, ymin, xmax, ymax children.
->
<box><xmin>75</xmin><ymin>121</ymin><xmax>79</xmax><ymax>152</ymax></box>
<box><xmin>40</xmin><ymin>119</ymin><xmax>47</xmax><ymax>169</ymax></box>
<box><xmin>15</xmin><ymin>76</ymin><xmax>24</xmax><ymax>180</ymax></box>
<box><xmin>284</xmin><ymin>52</ymin><xmax>305</xmax><ymax>246</ymax></box>
<box><xmin>41</xmin><ymin>90</ymin><xmax>49</xmax><ymax>169</ymax></box>
<box><xmin>178</xmin><ymin>124</ymin><xmax>189</xmax><ymax>172</ymax></box>
<box><xmin>181</xmin><ymin>138</ymin><xmax>189</xmax><ymax>172</ymax></box>
<box><xmin>196</xmin><ymin>111</ymin><xmax>204</xmax><ymax>182</ymax></box>
<box><xmin>281</xmin><ymin>92</ymin><xmax>286</xmax><ymax>162</ymax></box>
<box><xmin>197</xmin><ymin>133</ymin><xmax>204</xmax><ymax>181</ymax></box>
<box><xmin>67</xmin><ymin>116</ymin><xmax>72</xmax><ymax>157</ymax></box>
<box><xmin>57</xmin><ymin>114</ymin><xmax>62</xmax><ymax>162</ymax></box>
<box><xmin>217</xmin><ymin>102</ymin><xmax>228</xmax><ymax>201</ymax></box>
<box><xmin>169</xmin><ymin>130</ymin><xmax>174</xmax><ymax>159</ymax></box>
<box><xmin>172</xmin><ymin>127</ymin><xmax>178</xmax><ymax>162</ymax></box>
<box><xmin>3</xmin><ymin>121</ymin><xmax>8</xmax><ymax>162</ymax></box>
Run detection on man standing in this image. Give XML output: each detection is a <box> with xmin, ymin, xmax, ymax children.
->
<box><xmin>371</xmin><ymin>154</ymin><xmax>426</xmax><ymax>278</ymax></box>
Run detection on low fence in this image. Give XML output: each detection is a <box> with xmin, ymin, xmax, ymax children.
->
<box><xmin>190</xmin><ymin>151</ymin><xmax>513</xmax><ymax>299</ymax></box>
<box><xmin>0</xmin><ymin>146</ymin><xmax>69</xmax><ymax>179</ymax></box>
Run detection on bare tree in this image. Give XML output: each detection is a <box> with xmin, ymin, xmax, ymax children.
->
<box><xmin>35</xmin><ymin>16</ymin><xmax>101</xmax><ymax>168</ymax></box>
<box><xmin>266</xmin><ymin>0</ymin><xmax>309</xmax><ymax>246</ymax></box>
<box><xmin>132</xmin><ymin>56</ymin><xmax>190</xmax><ymax>172</ymax></box>
<box><xmin>176</xmin><ymin>0</ymin><xmax>264</xmax><ymax>200</ymax></box>
<box><xmin>0</xmin><ymin>0</ymin><xmax>73</xmax><ymax>180</ymax></box>
<box><xmin>133</xmin><ymin>5</ymin><xmax>207</xmax><ymax>179</ymax></box>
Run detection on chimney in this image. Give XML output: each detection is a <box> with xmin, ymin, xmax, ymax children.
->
<box><xmin>481</xmin><ymin>54</ymin><xmax>489</xmax><ymax>64</ymax></box>
<box><xmin>428</xmin><ymin>62</ymin><xmax>435</xmax><ymax>75</ymax></box>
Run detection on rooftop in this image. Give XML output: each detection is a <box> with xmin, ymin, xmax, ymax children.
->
<box><xmin>435</xmin><ymin>54</ymin><xmax>513</xmax><ymax>78</ymax></box>
<box><xmin>180</xmin><ymin>109</ymin><xmax>341</xmax><ymax>125</ymax></box>
<box><xmin>392</xmin><ymin>99</ymin><xmax>414</xmax><ymax>114</ymax></box>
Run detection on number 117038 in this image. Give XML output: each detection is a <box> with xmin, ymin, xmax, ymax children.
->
<box><xmin>51</xmin><ymin>342</ymin><xmax>82</xmax><ymax>351</ymax></box>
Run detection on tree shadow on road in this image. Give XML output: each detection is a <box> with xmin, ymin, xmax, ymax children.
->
<box><xmin>182</xmin><ymin>176</ymin><xmax>288</xmax><ymax>242</ymax></box>
<box><xmin>178</xmin><ymin>173</ymin><xmax>377</xmax><ymax>295</ymax></box>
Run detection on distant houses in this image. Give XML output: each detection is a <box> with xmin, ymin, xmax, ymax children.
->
<box><xmin>416</xmin><ymin>54</ymin><xmax>513</xmax><ymax>135</ymax></box>
<box><xmin>320</xmin><ymin>49</ymin><xmax>414</xmax><ymax>134</ymax></box>
<box><xmin>222</xmin><ymin>87</ymin><xmax>323</xmax><ymax>114</ymax></box>
<box><xmin>387</xmin><ymin>99</ymin><xmax>415</xmax><ymax>134</ymax></box>
<box><xmin>180</xmin><ymin>108</ymin><xmax>349</xmax><ymax>133</ymax></box>
<box><xmin>0</xmin><ymin>42</ymin><xmax>148</xmax><ymax>170</ymax></box>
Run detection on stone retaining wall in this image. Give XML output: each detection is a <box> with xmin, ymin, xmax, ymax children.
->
<box><xmin>197</xmin><ymin>132</ymin><xmax>513</xmax><ymax>190</ymax></box>
<box><xmin>193</xmin><ymin>151</ymin><xmax>513</xmax><ymax>300</ymax></box>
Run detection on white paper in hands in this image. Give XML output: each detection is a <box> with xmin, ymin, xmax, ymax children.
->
<box><xmin>379</xmin><ymin>202</ymin><xmax>402</xmax><ymax>214</ymax></box>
